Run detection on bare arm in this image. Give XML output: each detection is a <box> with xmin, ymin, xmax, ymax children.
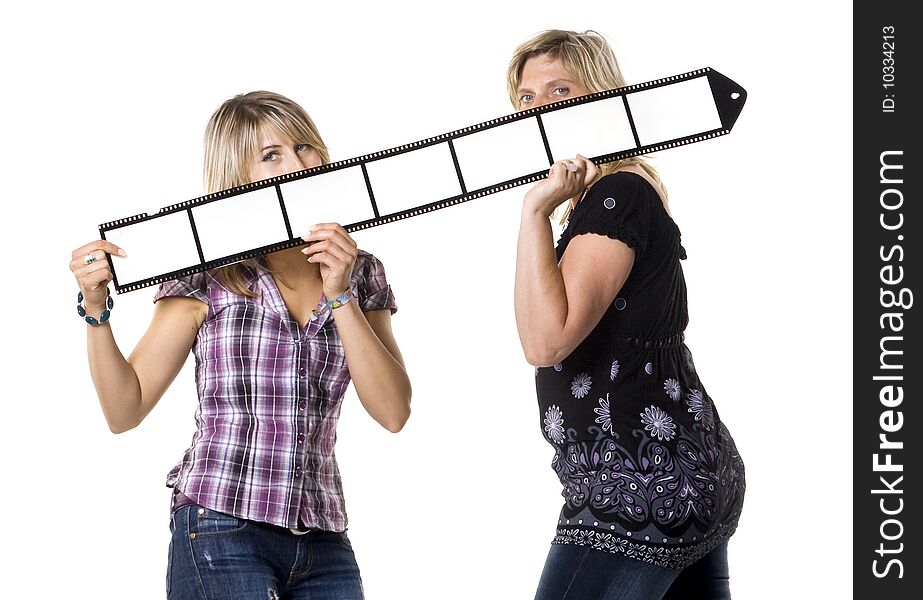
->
<box><xmin>302</xmin><ymin>224</ymin><xmax>411</xmax><ymax>433</ymax></box>
<box><xmin>72</xmin><ymin>240</ymin><xmax>206</xmax><ymax>432</ymax></box>
<box><xmin>514</xmin><ymin>157</ymin><xmax>634</xmax><ymax>366</ymax></box>
<box><xmin>330</xmin><ymin>303</ymin><xmax>411</xmax><ymax>432</ymax></box>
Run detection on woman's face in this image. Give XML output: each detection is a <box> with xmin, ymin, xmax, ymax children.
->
<box><xmin>248</xmin><ymin>126</ymin><xmax>322</xmax><ymax>183</ymax></box>
<box><xmin>516</xmin><ymin>54</ymin><xmax>590</xmax><ymax>110</ymax></box>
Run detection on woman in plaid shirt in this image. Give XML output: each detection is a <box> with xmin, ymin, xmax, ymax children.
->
<box><xmin>69</xmin><ymin>91</ymin><xmax>412</xmax><ymax>599</ymax></box>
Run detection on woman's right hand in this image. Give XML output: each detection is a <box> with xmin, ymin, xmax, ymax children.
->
<box><xmin>70</xmin><ymin>241</ymin><xmax>126</xmax><ymax>311</ymax></box>
<box><xmin>523</xmin><ymin>154</ymin><xmax>598</xmax><ymax>218</ymax></box>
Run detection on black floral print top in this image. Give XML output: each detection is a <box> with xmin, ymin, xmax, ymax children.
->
<box><xmin>535</xmin><ymin>172</ymin><xmax>745</xmax><ymax>569</ymax></box>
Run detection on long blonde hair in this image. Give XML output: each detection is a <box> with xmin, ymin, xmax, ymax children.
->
<box><xmin>203</xmin><ymin>91</ymin><xmax>330</xmax><ymax>296</ymax></box>
<box><xmin>507</xmin><ymin>30</ymin><xmax>667</xmax><ymax>222</ymax></box>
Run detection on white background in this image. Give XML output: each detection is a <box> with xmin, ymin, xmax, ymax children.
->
<box><xmin>0</xmin><ymin>1</ymin><xmax>851</xmax><ymax>598</ymax></box>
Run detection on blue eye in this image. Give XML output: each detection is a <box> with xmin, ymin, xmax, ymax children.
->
<box><xmin>295</xmin><ymin>144</ymin><xmax>310</xmax><ymax>152</ymax></box>
<box><xmin>262</xmin><ymin>152</ymin><xmax>278</xmax><ymax>162</ymax></box>
<box><xmin>552</xmin><ymin>87</ymin><xmax>569</xmax><ymax>96</ymax></box>
<box><xmin>520</xmin><ymin>94</ymin><xmax>534</xmax><ymax>104</ymax></box>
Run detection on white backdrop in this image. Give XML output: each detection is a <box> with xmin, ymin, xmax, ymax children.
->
<box><xmin>0</xmin><ymin>1</ymin><xmax>851</xmax><ymax>598</ymax></box>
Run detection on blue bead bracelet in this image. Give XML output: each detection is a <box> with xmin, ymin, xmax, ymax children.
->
<box><xmin>77</xmin><ymin>288</ymin><xmax>114</xmax><ymax>325</ymax></box>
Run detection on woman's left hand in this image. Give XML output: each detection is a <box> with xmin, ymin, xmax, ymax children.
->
<box><xmin>523</xmin><ymin>154</ymin><xmax>598</xmax><ymax>217</ymax></box>
<box><xmin>301</xmin><ymin>223</ymin><xmax>358</xmax><ymax>297</ymax></box>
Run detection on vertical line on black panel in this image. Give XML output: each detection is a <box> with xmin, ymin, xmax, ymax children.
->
<box><xmin>622</xmin><ymin>95</ymin><xmax>641</xmax><ymax>149</ymax></box>
<box><xmin>187</xmin><ymin>209</ymin><xmax>206</xmax><ymax>264</ymax></box>
<box><xmin>535</xmin><ymin>115</ymin><xmax>555</xmax><ymax>165</ymax></box>
<box><xmin>275</xmin><ymin>184</ymin><xmax>294</xmax><ymax>239</ymax></box>
<box><xmin>360</xmin><ymin>163</ymin><xmax>381</xmax><ymax>218</ymax></box>
<box><xmin>446</xmin><ymin>139</ymin><xmax>468</xmax><ymax>195</ymax></box>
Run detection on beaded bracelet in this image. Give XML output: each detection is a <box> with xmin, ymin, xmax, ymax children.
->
<box><xmin>312</xmin><ymin>287</ymin><xmax>354</xmax><ymax>317</ymax></box>
<box><xmin>77</xmin><ymin>288</ymin><xmax>114</xmax><ymax>325</ymax></box>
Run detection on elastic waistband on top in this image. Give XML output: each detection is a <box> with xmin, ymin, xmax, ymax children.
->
<box><xmin>613</xmin><ymin>333</ymin><xmax>685</xmax><ymax>351</ymax></box>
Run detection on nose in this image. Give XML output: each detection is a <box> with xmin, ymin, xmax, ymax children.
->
<box><xmin>533</xmin><ymin>95</ymin><xmax>553</xmax><ymax>109</ymax></box>
<box><xmin>290</xmin><ymin>147</ymin><xmax>320</xmax><ymax>174</ymax></box>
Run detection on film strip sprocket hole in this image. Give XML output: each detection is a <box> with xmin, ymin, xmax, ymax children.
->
<box><xmin>101</xmin><ymin>67</ymin><xmax>746</xmax><ymax>293</ymax></box>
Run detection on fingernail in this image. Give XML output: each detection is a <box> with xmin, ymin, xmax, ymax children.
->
<box><xmin>118</xmin><ymin>249</ymin><xmax>127</xmax><ymax>257</ymax></box>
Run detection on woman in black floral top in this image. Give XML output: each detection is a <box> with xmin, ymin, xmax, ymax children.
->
<box><xmin>510</xmin><ymin>30</ymin><xmax>745</xmax><ymax>600</ymax></box>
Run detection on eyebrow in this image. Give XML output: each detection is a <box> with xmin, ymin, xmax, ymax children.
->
<box><xmin>259</xmin><ymin>144</ymin><xmax>282</xmax><ymax>152</ymax></box>
<box><xmin>517</xmin><ymin>79</ymin><xmax>577</xmax><ymax>94</ymax></box>
<box><xmin>543</xmin><ymin>78</ymin><xmax>576</xmax><ymax>88</ymax></box>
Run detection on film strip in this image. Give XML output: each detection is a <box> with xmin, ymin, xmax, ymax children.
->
<box><xmin>101</xmin><ymin>67</ymin><xmax>746</xmax><ymax>293</ymax></box>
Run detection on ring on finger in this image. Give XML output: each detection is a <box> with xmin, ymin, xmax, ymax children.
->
<box><xmin>564</xmin><ymin>161</ymin><xmax>578</xmax><ymax>173</ymax></box>
<box><xmin>84</xmin><ymin>253</ymin><xmax>98</xmax><ymax>265</ymax></box>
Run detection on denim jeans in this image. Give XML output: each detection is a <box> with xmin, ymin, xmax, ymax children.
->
<box><xmin>534</xmin><ymin>541</ymin><xmax>731</xmax><ymax>600</ymax></box>
<box><xmin>167</xmin><ymin>504</ymin><xmax>364</xmax><ymax>600</ymax></box>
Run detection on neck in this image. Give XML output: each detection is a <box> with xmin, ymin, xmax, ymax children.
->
<box><xmin>266</xmin><ymin>246</ymin><xmax>321</xmax><ymax>288</ymax></box>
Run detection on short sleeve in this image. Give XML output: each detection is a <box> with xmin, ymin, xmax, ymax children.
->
<box><xmin>353</xmin><ymin>251</ymin><xmax>398</xmax><ymax>314</ymax></box>
<box><xmin>153</xmin><ymin>272</ymin><xmax>209</xmax><ymax>305</ymax></box>
<box><xmin>562</xmin><ymin>172</ymin><xmax>653</xmax><ymax>258</ymax></box>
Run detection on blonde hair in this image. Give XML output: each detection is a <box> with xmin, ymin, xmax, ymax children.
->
<box><xmin>507</xmin><ymin>30</ymin><xmax>667</xmax><ymax>222</ymax></box>
<box><xmin>203</xmin><ymin>91</ymin><xmax>329</xmax><ymax>296</ymax></box>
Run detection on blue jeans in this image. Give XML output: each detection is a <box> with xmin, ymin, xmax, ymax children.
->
<box><xmin>167</xmin><ymin>504</ymin><xmax>364</xmax><ymax>600</ymax></box>
<box><xmin>535</xmin><ymin>541</ymin><xmax>731</xmax><ymax>600</ymax></box>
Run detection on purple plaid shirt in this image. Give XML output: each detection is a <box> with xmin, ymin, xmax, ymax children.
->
<box><xmin>153</xmin><ymin>250</ymin><xmax>396</xmax><ymax>531</ymax></box>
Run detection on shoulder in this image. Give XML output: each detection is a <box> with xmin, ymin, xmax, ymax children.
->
<box><xmin>574</xmin><ymin>170</ymin><xmax>669</xmax><ymax>228</ymax></box>
<box><xmin>594</xmin><ymin>170</ymin><xmax>645</xmax><ymax>190</ymax></box>
<box><xmin>352</xmin><ymin>250</ymin><xmax>398</xmax><ymax>313</ymax></box>
<box><xmin>561</xmin><ymin>171</ymin><xmax>667</xmax><ymax>258</ymax></box>
<box><xmin>154</xmin><ymin>265</ymin><xmax>265</xmax><ymax>305</ymax></box>
<box><xmin>357</xmin><ymin>248</ymin><xmax>382</xmax><ymax>265</ymax></box>
<box><xmin>352</xmin><ymin>250</ymin><xmax>390</xmax><ymax>289</ymax></box>
<box><xmin>569</xmin><ymin>171</ymin><xmax>650</xmax><ymax>225</ymax></box>
<box><xmin>355</xmin><ymin>249</ymin><xmax>386</xmax><ymax>274</ymax></box>
<box><xmin>154</xmin><ymin>271</ymin><xmax>211</xmax><ymax>303</ymax></box>
<box><xmin>586</xmin><ymin>171</ymin><xmax>662</xmax><ymax>206</ymax></box>
<box><xmin>151</xmin><ymin>271</ymin><xmax>212</xmax><ymax>325</ymax></box>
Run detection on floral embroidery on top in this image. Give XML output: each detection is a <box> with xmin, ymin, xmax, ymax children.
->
<box><xmin>571</xmin><ymin>373</ymin><xmax>592</xmax><ymax>399</ymax></box>
<box><xmin>594</xmin><ymin>394</ymin><xmax>613</xmax><ymax>433</ymax></box>
<box><xmin>663</xmin><ymin>378</ymin><xmax>681</xmax><ymax>401</ymax></box>
<box><xmin>686</xmin><ymin>389</ymin><xmax>715</xmax><ymax>430</ymax></box>
<box><xmin>544</xmin><ymin>405</ymin><xmax>566</xmax><ymax>443</ymax></box>
<box><xmin>640</xmin><ymin>405</ymin><xmax>676</xmax><ymax>441</ymax></box>
<box><xmin>610</xmin><ymin>360</ymin><xmax>620</xmax><ymax>381</ymax></box>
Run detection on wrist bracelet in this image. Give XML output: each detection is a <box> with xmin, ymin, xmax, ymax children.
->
<box><xmin>312</xmin><ymin>287</ymin><xmax>354</xmax><ymax>317</ymax></box>
<box><xmin>77</xmin><ymin>288</ymin><xmax>114</xmax><ymax>325</ymax></box>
